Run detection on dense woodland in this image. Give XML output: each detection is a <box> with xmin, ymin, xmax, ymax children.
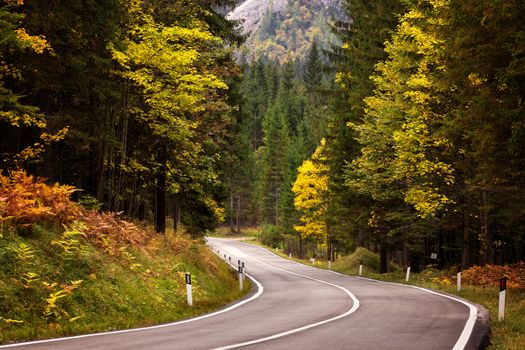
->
<box><xmin>237</xmin><ymin>0</ymin><xmax>342</xmax><ymax>63</ymax></box>
<box><xmin>1</xmin><ymin>0</ymin><xmax>525</xmax><ymax>272</ymax></box>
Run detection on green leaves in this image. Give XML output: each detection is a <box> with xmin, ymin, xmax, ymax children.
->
<box><xmin>112</xmin><ymin>9</ymin><xmax>227</xmax><ymax>138</ymax></box>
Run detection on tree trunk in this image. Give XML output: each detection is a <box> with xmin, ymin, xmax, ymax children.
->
<box><xmin>155</xmin><ymin>144</ymin><xmax>167</xmax><ymax>234</ymax></box>
<box><xmin>229</xmin><ymin>191</ymin><xmax>235</xmax><ymax>233</ymax></box>
<box><xmin>96</xmin><ymin>142</ymin><xmax>107</xmax><ymax>204</ymax></box>
<box><xmin>138</xmin><ymin>201</ymin><xmax>145</xmax><ymax>221</ymax></box>
<box><xmin>402</xmin><ymin>241</ymin><xmax>408</xmax><ymax>269</ymax></box>
<box><xmin>274</xmin><ymin>187</ymin><xmax>278</xmax><ymax>226</ymax></box>
<box><xmin>462</xmin><ymin>190</ymin><xmax>471</xmax><ymax>269</ymax></box>
<box><xmin>236</xmin><ymin>194</ymin><xmax>241</xmax><ymax>233</ymax></box>
<box><xmin>438</xmin><ymin>231</ymin><xmax>444</xmax><ymax>268</ymax></box>
<box><xmin>172</xmin><ymin>197</ymin><xmax>181</xmax><ymax>234</ymax></box>
<box><xmin>299</xmin><ymin>234</ymin><xmax>303</xmax><ymax>259</ymax></box>
<box><xmin>379</xmin><ymin>237</ymin><xmax>388</xmax><ymax>274</ymax></box>
<box><xmin>479</xmin><ymin>189</ymin><xmax>491</xmax><ymax>264</ymax></box>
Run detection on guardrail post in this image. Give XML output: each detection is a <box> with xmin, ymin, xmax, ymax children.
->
<box><xmin>238</xmin><ymin>265</ymin><xmax>243</xmax><ymax>291</ymax></box>
<box><xmin>185</xmin><ymin>273</ymin><xmax>193</xmax><ymax>306</ymax></box>
<box><xmin>499</xmin><ymin>277</ymin><xmax>507</xmax><ymax>321</ymax></box>
<box><xmin>457</xmin><ymin>264</ymin><xmax>462</xmax><ymax>292</ymax></box>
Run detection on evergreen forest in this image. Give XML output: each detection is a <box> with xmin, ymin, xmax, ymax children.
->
<box><xmin>2</xmin><ymin>0</ymin><xmax>525</xmax><ymax>273</ymax></box>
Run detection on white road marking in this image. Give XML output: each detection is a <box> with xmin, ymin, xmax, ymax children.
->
<box><xmin>241</xmin><ymin>242</ymin><xmax>479</xmax><ymax>350</ymax></box>
<box><xmin>0</xmin><ymin>249</ymin><xmax>264</xmax><ymax>349</ymax></box>
<box><xmin>354</xmin><ymin>276</ymin><xmax>478</xmax><ymax>350</ymax></box>
<box><xmin>212</xmin><ymin>250</ymin><xmax>360</xmax><ymax>350</ymax></box>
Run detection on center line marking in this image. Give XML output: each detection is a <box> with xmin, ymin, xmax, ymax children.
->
<box><xmin>211</xmin><ymin>246</ymin><xmax>360</xmax><ymax>350</ymax></box>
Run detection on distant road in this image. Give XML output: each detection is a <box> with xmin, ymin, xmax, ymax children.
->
<box><xmin>1</xmin><ymin>238</ymin><xmax>486</xmax><ymax>350</ymax></box>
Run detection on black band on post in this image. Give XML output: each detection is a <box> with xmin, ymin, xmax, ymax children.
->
<box><xmin>500</xmin><ymin>277</ymin><xmax>507</xmax><ymax>292</ymax></box>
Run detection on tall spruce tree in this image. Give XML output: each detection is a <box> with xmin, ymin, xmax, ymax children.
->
<box><xmin>325</xmin><ymin>0</ymin><xmax>404</xmax><ymax>265</ymax></box>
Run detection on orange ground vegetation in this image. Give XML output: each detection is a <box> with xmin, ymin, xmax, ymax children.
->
<box><xmin>0</xmin><ymin>170</ymin><xmax>148</xmax><ymax>249</ymax></box>
<box><xmin>462</xmin><ymin>262</ymin><xmax>525</xmax><ymax>289</ymax></box>
<box><xmin>0</xmin><ymin>171</ymin><xmax>81</xmax><ymax>227</ymax></box>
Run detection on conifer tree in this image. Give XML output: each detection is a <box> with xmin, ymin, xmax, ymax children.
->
<box><xmin>259</xmin><ymin>102</ymin><xmax>290</xmax><ymax>225</ymax></box>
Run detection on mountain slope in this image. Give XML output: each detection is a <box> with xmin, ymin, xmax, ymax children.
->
<box><xmin>229</xmin><ymin>0</ymin><xmax>342</xmax><ymax>63</ymax></box>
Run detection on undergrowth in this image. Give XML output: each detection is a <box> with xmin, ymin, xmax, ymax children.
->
<box><xmin>0</xmin><ymin>171</ymin><xmax>249</xmax><ymax>344</ymax></box>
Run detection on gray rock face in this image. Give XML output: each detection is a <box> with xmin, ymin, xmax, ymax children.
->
<box><xmin>227</xmin><ymin>0</ymin><xmax>287</xmax><ymax>35</ymax></box>
<box><xmin>228</xmin><ymin>0</ymin><xmax>342</xmax><ymax>62</ymax></box>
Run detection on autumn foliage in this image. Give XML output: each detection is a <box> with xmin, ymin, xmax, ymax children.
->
<box><xmin>82</xmin><ymin>211</ymin><xmax>148</xmax><ymax>254</ymax></box>
<box><xmin>0</xmin><ymin>171</ymin><xmax>148</xmax><ymax>249</ymax></box>
<box><xmin>0</xmin><ymin>171</ymin><xmax>81</xmax><ymax>228</ymax></box>
<box><xmin>462</xmin><ymin>263</ymin><xmax>525</xmax><ymax>290</ymax></box>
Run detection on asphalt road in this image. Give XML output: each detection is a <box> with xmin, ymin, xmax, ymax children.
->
<box><xmin>1</xmin><ymin>238</ymin><xmax>484</xmax><ymax>350</ymax></box>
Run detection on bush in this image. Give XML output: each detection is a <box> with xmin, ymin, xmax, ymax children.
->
<box><xmin>259</xmin><ymin>225</ymin><xmax>283</xmax><ymax>248</ymax></box>
<box><xmin>0</xmin><ymin>171</ymin><xmax>81</xmax><ymax>229</ymax></box>
<box><xmin>333</xmin><ymin>247</ymin><xmax>401</xmax><ymax>273</ymax></box>
<box><xmin>462</xmin><ymin>262</ymin><xmax>525</xmax><ymax>289</ymax></box>
<box><xmin>78</xmin><ymin>194</ymin><xmax>102</xmax><ymax>211</ymax></box>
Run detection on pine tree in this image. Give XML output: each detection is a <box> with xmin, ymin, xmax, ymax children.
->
<box><xmin>304</xmin><ymin>40</ymin><xmax>322</xmax><ymax>88</ymax></box>
<box><xmin>259</xmin><ymin>101</ymin><xmax>290</xmax><ymax>225</ymax></box>
<box><xmin>324</xmin><ymin>0</ymin><xmax>404</xmax><ymax>261</ymax></box>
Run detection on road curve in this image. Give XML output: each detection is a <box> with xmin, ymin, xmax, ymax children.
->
<box><xmin>1</xmin><ymin>238</ymin><xmax>485</xmax><ymax>350</ymax></box>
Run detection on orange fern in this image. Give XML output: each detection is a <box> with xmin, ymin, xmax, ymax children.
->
<box><xmin>0</xmin><ymin>170</ymin><xmax>81</xmax><ymax>228</ymax></box>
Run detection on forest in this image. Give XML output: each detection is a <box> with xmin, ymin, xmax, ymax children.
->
<box><xmin>1</xmin><ymin>0</ymin><xmax>525</xmax><ymax>273</ymax></box>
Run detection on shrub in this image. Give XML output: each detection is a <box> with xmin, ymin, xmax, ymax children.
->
<box><xmin>462</xmin><ymin>262</ymin><xmax>525</xmax><ymax>289</ymax></box>
<box><xmin>78</xmin><ymin>194</ymin><xmax>102</xmax><ymax>211</ymax></box>
<box><xmin>81</xmin><ymin>211</ymin><xmax>149</xmax><ymax>255</ymax></box>
<box><xmin>0</xmin><ymin>171</ymin><xmax>81</xmax><ymax>229</ymax></box>
<box><xmin>259</xmin><ymin>225</ymin><xmax>283</xmax><ymax>248</ymax></box>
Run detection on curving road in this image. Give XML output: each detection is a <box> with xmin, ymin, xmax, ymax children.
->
<box><xmin>1</xmin><ymin>238</ymin><xmax>486</xmax><ymax>350</ymax></box>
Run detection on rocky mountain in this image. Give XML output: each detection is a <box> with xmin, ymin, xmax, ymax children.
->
<box><xmin>228</xmin><ymin>0</ymin><xmax>343</xmax><ymax>63</ymax></box>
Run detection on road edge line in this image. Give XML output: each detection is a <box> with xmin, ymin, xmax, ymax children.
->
<box><xmin>212</xmin><ymin>243</ymin><xmax>360</xmax><ymax>350</ymax></box>
<box><xmin>0</xmin><ymin>252</ymin><xmax>264</xmax><ymax>349</ymax></box>
<box><xmin>240</xmin><ymin>241</ymin><xmax>482</xmax><ymax>350</ymax></box>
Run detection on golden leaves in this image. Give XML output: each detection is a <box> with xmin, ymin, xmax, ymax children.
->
<box><xmin>15</xmin><ymin>28</ymin><xmax>52</xmax><ymax>54</ymax></box>
<box><xmin>292</xmin><ymin>141</ymin><xmax>329</xmax><ymax>243</ymax></box>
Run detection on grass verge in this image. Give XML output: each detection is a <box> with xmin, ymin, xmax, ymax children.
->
<box><xmin>0</xmin><ymin>226</ymin><xmax>250</xmax><ymax>344</ymax></box>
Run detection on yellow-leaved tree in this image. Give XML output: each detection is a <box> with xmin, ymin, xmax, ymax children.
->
<box><xmin>0</xmin><ymin>0</ymin><xmax>67</xmax><ymax>168</ymax></box>
<box><xmin>292</xmin><ymin>139</ymin><xmax>329</xmax><ymax>252</ymax></box>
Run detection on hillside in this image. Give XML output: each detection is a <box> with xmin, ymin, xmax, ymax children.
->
<box><xmin>0</xmin><ymin>172</ymin><xmax>247</xmax><ymax>343</ymax></box>
<box><xmin>228</xmin><ymin>0</ymin><xmax>342</xmax><ymax>62</ymax></box>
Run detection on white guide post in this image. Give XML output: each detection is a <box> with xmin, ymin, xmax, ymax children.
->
<box><xmin>328</xmin><ymin>260</ymin><xmax>331</xmax><ymax>270</ymax></box>
<box><xmin>289</xmin><ymin>253</ymin><xmax>292</xmax><ymax>258</ymax></box>
<box><xmin>359</xmin><ymin>264</ymin><xmax>363</xmax><ymax>276</ymax></box>
<box><xmin>238</xmin><ymin>265</ymin><xmax>244</xmax><ymax>291</ymax></box>
<box><xmin>498</xmin><ymin>277</ymin><xmax>507</xmax><ymax>321</ymax></box>
<box><xmin>185</xmin><ymin>273</ymin><xmax>193</xmax><ymax>307</ymax></box>
<box><xmin>405</xmin><ymin>266</ymin><xmax>411</xmax><ymax>282</ymax></box>
<box><xmin>456</xmin><ymin>264</ymin><xmax>461</xmax><ymax>292</ymax></box>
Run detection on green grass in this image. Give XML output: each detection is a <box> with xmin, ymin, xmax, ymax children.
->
<box><xmin>210</xmin><ymin>226</ymin><xmax>260</xmax><ymax>239</ymax></box>
<box><xmin>247</xmin><ymin>239</ymin><xmax>524</xmax><ymax>350</ymax></box>
<box><xmin>0</xmin><ymin>226</ymin><xmax>250</xmax><ymax>344</ymax></box>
